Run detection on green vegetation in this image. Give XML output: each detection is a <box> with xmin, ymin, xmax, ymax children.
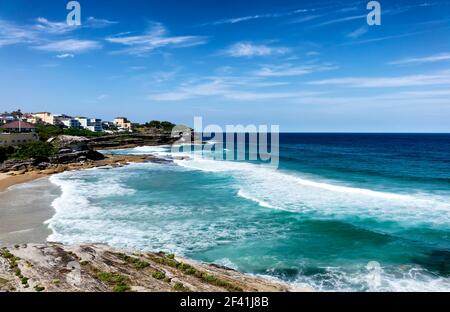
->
<box><xmin>96</xmin><ymin>271</ymin><xmax>131</xmax><ymax>292</ymax></box>
<box><xmin>113</xmin><ymin>284</ymin><xmax>131</xmax><ymax>292</ymax></box>
<box><xmin>0</xmin><ymin>146</ymin><xmax>15</xmax><ymax>163</ymax></box>
<box><xmin>173</xmin><ymin>282</ymin><xmax>190</xmax><ymax>292</ymax></box>
<box><xmin>10</xmin><ymin>141</ymin><xmax>56</xmax><ymax>160</ymax></box>
<box><xmin>152</xmin><ymin>271</ymin><xmax>166</xmax><ymax>280</ymax></box>
<box><xmin>63</xmin><ymin>128</ymin><xmax>103</xmax><ymax>138</ymax></box>
<box><xmin>138</xmin><ymin>120</ymin><xmax>176</xmax><ymax>132</ymax></box>
<box><xmin>35</xmin><ymin>124</ymin><xmax>63</xmax><ymax>141</ymax></box>
<box><xmin>115</xmin><ymin>253</ymin><xmax>150</xmax><ymax>269</ymax></box>
<box><xmin>34</xmin><ymin>285</ymin><xmax>45</xmax><ymax>292</ymax></box>
<box><xmin>146</xmin><ymin>253</ymin><xmax>179</xmax><ymax>268</ymax></box>
<box><xmin>143</xmin><ymin>252</ymin><xmax>243</xmax><ymax>292</ymax></box>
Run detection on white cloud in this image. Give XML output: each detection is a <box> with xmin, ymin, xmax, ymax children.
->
<box><xmin>56</xmin><ymin>53</ymin><xmax>75</xmax><ymax>58</ymax></box>
<box><xmin>254</xmin><ymin>63</ymin><xmax>337</xmax><ymax>77</ymax></box>
<box><xmin>389</xmin><ymin>53</ymin><xmax>450</xmax><ymax>65</ymax></box>
<box><xmin>33</xmin><ymin>17</ymin><xmax>117</xmax><ymax>33</ymax></box>
<box><xmin>0</xmin><ymin>19</ymin><xmax>39</xmax><ymax>47</ymax></box>
<box><xmin>35</xmin><ymin>39</ymin><xmax>101</xmax><ymax>53</ymax></box>
<box><xmin>308</xmin><ymin>70</ymin><xmax>450</xmax><ymax>88</ymax></box>
<box><xmin>97</xmin><ymin>94</ymin><xmax>109</xmax><ymax>101</ymax></box>
<box><xmin>223</xmin><ymin>42</ymin><xmax>290</xmax><ymax>58</ymax></box>
<box><xmin>148</xmin><ymin>77</ymin><xmax>318</xmax><ymax>102</ymax></box>
<box><xmin>346</xmin><ymin>25</ymin><xmax>369</xmax><ymax>39</ymax></box>
<box><xmin>86</xmin><ymin>17</ymin><xmax>118</xmax><ymax>28</ymax></box>
<box><xmin>311</xmin><ymin>14</ymin><xmax>367</xmax><ymax>28</ymax></box>
<box><xmin>106</xmin><ymin>22</ymin><xmax>207</xmax><ymax>56</ymax></box>
<box><xmin>33</xmin><ymin>17</ymin><xmax>76</xmax><ymax>34</ymax></box>
<box><xmin>201</xmin><ymin>8</ymin><xmax>309</xmax><ymax>26</ymax></box>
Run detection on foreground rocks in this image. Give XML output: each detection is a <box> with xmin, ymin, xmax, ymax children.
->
<box><xmin>0</xmin><ymin>243</ymin><xmax>296</xmax><ymax>292</ymax></box>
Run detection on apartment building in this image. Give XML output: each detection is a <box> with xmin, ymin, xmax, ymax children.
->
<box><xmin>113</xmin><ymin>117</ymin><xmax>133</xmax><ymax>132</ymax></box>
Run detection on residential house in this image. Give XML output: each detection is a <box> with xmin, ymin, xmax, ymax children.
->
<box><xmin>33</xmin><ymin>112</ymin><xmax>55</xmax><ymax>125</ymax></box>
<box><xmin>113</xmin><ymin>117</ymin><xmax>133</xmax><ymax>132</ymax></box>
<box><xmin>0</xmin><ymin>120</ymin><xmax>39</xmax><ymax>146</ymax></box>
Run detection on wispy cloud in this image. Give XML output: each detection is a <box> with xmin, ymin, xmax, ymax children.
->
<box><xmin>56</xmin><ymin>53</ymin><xmax>75</xmax><ymax>59</ymax></box>
<box><xmin>35</xmin><ymin>39</ymin><xmax>101</xmax><ymax>53</ymax></box>
<box><xmin>289</xmin><ymin>14</ymin><xmax>323</xmax><ymax>24</ymax></box>
<box><xmin>148</xmin><ymin>77</ymin><xmax>318</xmax><ymax>102</ymax></box>
<box><xmin>254</xmin><ymin>63</ymin><xmax>337</xmax><ymax>77</ymax></box>
<box><xmin>346</xmin><ymin>25</ymin><xmax>368</xmax><ymax>39</ymax></box>
<box><xmin>33</xmin><ymin>17</ymin><xmax>76</xmax><ymax>34</ymax></box>
<box><xmin>0</xmin><ymin>19</ymin><xmax>39</xmax><ymax>46</ymax></box>
<box><xmin>86</xmin><ymin>17</ymin><xmax>118</xmax><ymax>28</ymax></box>
<box><xmin>308</xmin><ymin>70</ymin><xmax>450</xmax><ymax>88</ymax></box>
<box><xmin>106</xmin><ymin>22</ymin><xmax>207</xmax><ymax>56</ymax></box>
<box><xmin>0</xmin><ymin>17</ymin><xmax>110</xmax><ymax>54</ymax></box>
<box><xmin>311</xmin><ymin>14</ymin><xmax>367</xmax><ymax>28</ymax></box>
<box><xmin>389</xmin><ymin>53</ymin><xmax>450</xmax><ymax>65</ymax></box>
<box><xmin>200</xmin><ymin>8</ymin><xmax>309</xmax><ymax>26</ymax></box>
<box><xmin>222</xmin><ymin>42</ymin><xmax>290</xmax><ymax>58</ymax></box>
<box><xmin>342</xmin><ymin>31</ymin><xmax>423</xmax><ymax>45</ymax></box>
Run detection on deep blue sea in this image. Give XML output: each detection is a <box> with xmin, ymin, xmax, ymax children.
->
<box><xmin>47</xmin><ymin>134</ymin><xmax>450</xmax><ymax>291</ymax></box>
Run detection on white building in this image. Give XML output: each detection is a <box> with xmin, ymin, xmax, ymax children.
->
<box><xmin>60</xmin><ymin>118</ymin><xmax>81</xmax><ymax>129</ymax></box>
<box><xmin>75</xmin><ymin>117</ymin><xmax>102</xmax><ymax>132</ymax></box>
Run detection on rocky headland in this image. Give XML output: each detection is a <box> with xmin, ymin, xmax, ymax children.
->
<box><xmin>0</xmin><ymin>243</ymin><xmax>299</xmax><ymax>292</ymax></box>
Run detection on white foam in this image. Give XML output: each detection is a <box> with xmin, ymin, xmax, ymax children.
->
<box><xmin>237</xmin><ymin>190</ymin><xmax>275</xmax><ymax>209</ymax></box>
<box><xmin>292</xmin><ymin>265</ymin><xmax>450</xmax><ymax>292</ymax></box>
<box><xmin>172</xmin><ymin>156</ymin><xmax>450</xmax><ymax>229</ymax></box>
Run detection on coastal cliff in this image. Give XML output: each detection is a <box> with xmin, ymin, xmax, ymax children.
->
<box><xmin>0</xmin><ymin>243</ymin><xmax>296</xmax><ymax>292</ymax></box>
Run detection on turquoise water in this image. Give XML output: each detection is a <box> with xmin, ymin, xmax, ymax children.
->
<box><xmin>47</xmin><ymin>134</ymin><xmax>450</xmax><ymax>291</ymax></box>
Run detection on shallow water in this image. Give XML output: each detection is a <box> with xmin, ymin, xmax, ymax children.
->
<box><xmin>47</xmin><ymin>134</ymin><xmax>450</xmax><ymax>291</ymax></box>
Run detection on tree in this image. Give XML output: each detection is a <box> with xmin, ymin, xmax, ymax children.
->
<box><xmin>146</xmin><ymin>120</ymin><xmax>162</xmax><ymax>128</ymax></box>
<box><xmin>11</xmin><ymin>141</ymin><xmax>56</xmax><ymax>161</ymax></box>
<box><xmin>35</xmin><ymin>124</ymin><xmax>63</xmax><ymax>141</ymax></box>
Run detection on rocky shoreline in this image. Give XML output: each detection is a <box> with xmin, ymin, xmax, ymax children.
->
<box><xmin>0</xmin><ymin>134</ymin><xmax>311</xmax><ymax>293</ymax></box>
<box><xmin>0</xmin><ymin>243</ymin><xmax>302</xmax><ymax>292</ymax></box>
<box><xmin>0</xmin><ymin>134</ymin><xmax>176</xmax><ymax>191</ymax></box>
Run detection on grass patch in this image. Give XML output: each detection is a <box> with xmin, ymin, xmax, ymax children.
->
<box><xmin>173</xmin><ymin>282</ymin><xmax>190</xmax><ymax>292</ymax></box>
<box><xmin>113</xmin><ymin>284</ymin><xmax>131</xmax><ymax>292</ymax></box>
<box><xmin>146</xmin><ymin>253</ymin><xmax>178</xmax><ymax>268</ymax></box>
<box><xmin>152</xmin><ymin>271</ymin><xmax>166</xmax><ymax>280</ymax></box>
<box><xmin>96</xmin><ymin>271</ymin><xmax>131</xmax><ymax>292</ymax></box>
<box><xmin>115</xmin><ymin>253</ymin><xmax>150</xmax><ymax>269</ymax></box>
<box><xmin>34</xmin><ymin>285</ymin><xmax>45</xmax><ymax>292</ymax></box>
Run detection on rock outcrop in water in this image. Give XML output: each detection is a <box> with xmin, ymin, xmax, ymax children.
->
<box><xmin>0</xmin><ymin>243</ymin><xmax>296</xmax><ymax>292</ymax></box>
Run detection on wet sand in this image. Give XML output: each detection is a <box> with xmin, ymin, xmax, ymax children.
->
<box><xmin>0</xmin><ymin>172</ymin><xmax>46</xmax><ymax>192</ymax></box>
<box><xmin>0</xmin><ymin>177</ymin><xmax>59</xmax><ymax>245</ymax></box>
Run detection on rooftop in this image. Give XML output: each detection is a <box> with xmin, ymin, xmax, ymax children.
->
<box><xmin>0</xmin><ymin>120</ymin><xmax>36</xmax><ymax>129</ymax></box>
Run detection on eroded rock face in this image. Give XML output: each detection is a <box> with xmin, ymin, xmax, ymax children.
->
<box><xmin>0</xmin><ymin>244</ymin><xmax>301</xmax><ymax>292</ymax></box>
<box><xmin>48</xmin><ymin>135</ymin><xmax>90</xmax><ymax>151</ymax></box>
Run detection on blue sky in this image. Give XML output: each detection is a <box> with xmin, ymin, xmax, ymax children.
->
<box><xmin>1</xmin><ymin>0</ymin><xmax>450</xmax><ymax>132</ymax></box>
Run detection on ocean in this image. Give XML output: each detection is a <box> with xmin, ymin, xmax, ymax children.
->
<box><xmin>46</xmin><ymin>134</ymin><xmax>450</xmax><ymax>291</ymax></box>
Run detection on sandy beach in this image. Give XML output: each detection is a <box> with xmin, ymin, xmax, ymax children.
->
<box><xmin>0</xmin><ymin>177</ymin><xmax>59</xmax><ymax>245</ymax></box>
<box><xmin>0</xmin><ymin>172</ymin><xmax>47</xmax><ymax>192</ymax></box>
<box><xmin>0</xmin><ymin>154</ymin><xmax>170</xmax><ymax>246</ymax></box>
